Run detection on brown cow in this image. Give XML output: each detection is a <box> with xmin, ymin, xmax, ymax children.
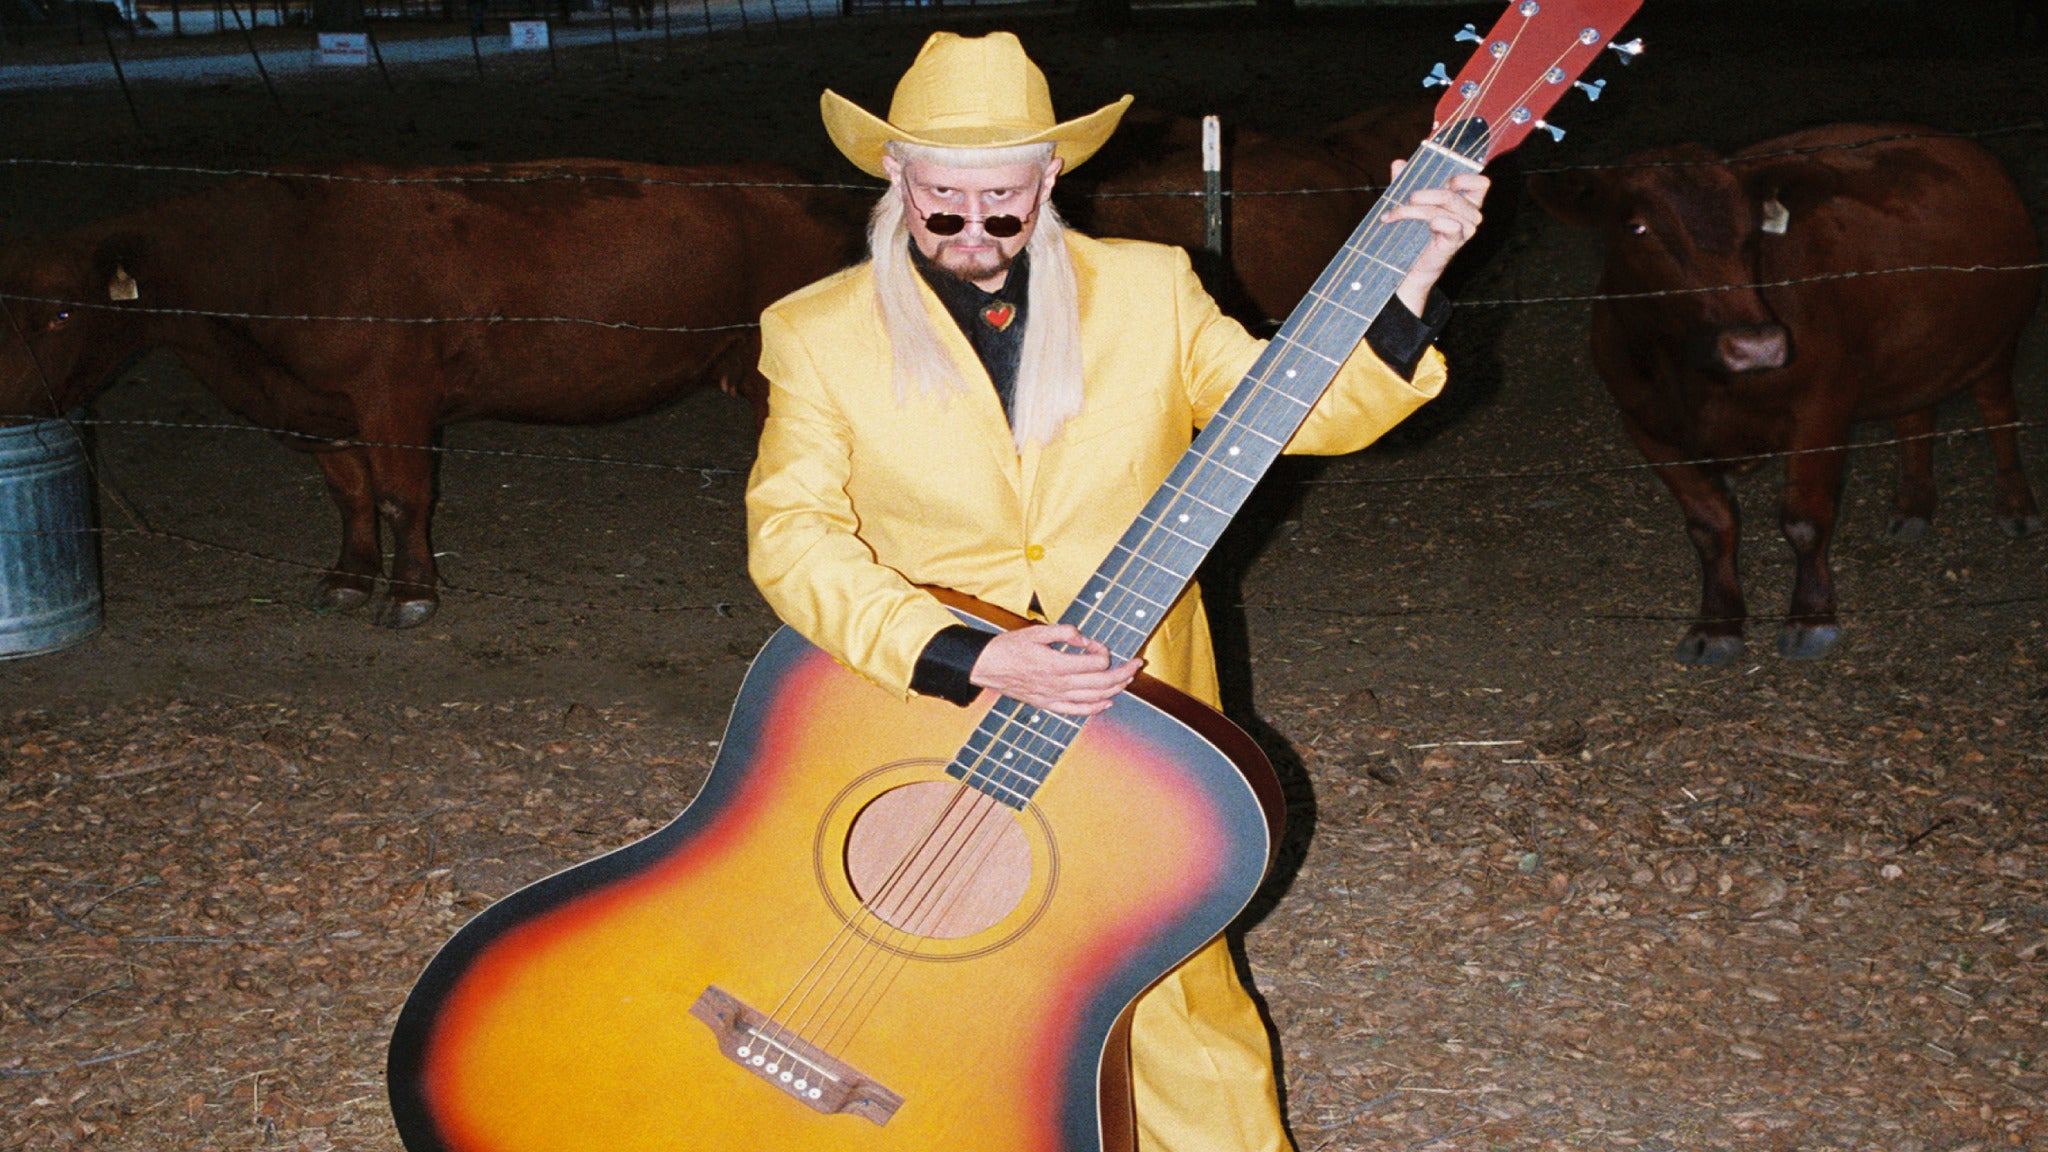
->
<box><xmin>0</xmin><ymin>160</ymin><xmax>862</xmax><ymax>627</ymax></box>
<box><xmin>1530</xmin><ymin>124</ymin><xmax>2042</xmax><ymax>665</ymax></box>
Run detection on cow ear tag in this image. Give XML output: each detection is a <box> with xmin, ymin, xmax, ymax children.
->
<box><xmin>108</xmin><ymin>266</ymin><xmax>140</xmax><ymax>301</ymax></box>
<box><xmin>1759</xmin><ymin>198</ymin><xmax>1790</xmax><ymax>235</ymax></box>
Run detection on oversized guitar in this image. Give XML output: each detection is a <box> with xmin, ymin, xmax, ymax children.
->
<box><xmin>387</xmin><ymin>4</ymin><xmax>1644</xmax><ymax>1149</ymax></box>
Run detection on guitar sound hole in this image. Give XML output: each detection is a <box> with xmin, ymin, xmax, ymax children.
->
<box><xmin>844</xmin><ymin>782</ymin><xmax>1032</xmax><ymax>940</ymax></box>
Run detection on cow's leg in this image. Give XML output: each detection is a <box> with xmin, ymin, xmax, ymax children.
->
<box><xmin>1645</xmin><ymin>452</ymin><xmax>1747</xmax><ymax>667</ymax></box>
<box><xmin>310</xmin><ymin>446</ymin><xmax>382</xmax><ymax>612</ymax></box>
<box><xmin>1970</xmin><ymin>368</ymin><xmax>2042</xmax><ymax>536</ymax></box>
<box><xmin>1888</xmin><ymin>407</ymin><xmax>1937</xmax><ymax>542</ymax></box>
<box><xmin>1777</xmin><ymin>437</ymin><xmax>1849</xmax><ymax>661</ymax></box>
<box><xmin>363</xmin><ymin>426</ymin><xmax>441</xmax><ymax>629</ymax></box>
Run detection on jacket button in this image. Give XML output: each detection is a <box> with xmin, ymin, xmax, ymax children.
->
<box><xmin>1025</xmin><ymin>544</ymin><xmax>1045</xmax><ymax>561</ymax></box>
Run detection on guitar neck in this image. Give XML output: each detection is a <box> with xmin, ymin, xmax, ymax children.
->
<box><xmin>947</xmin><ymin>129</ymin><xmax>1485</xmax><ymax>809</ymax></box>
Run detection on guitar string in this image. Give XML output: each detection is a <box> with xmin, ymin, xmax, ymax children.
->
<box><xmin>805</xmin><ymin>789</ymin><xmax>1030</xmax><ymax>1056</ymax></box>
<box><xmin>1037</xmin><ymin>18</ymin><xmax>1544</xmax><ymax>707</ymax></box>
<box><xmin>745</xmin><ymin>776</ymin><xmax>997</xmax><ymax>1076</ymax></box>
<box><xmin>1055</xmin><ymin>147</ymin><xmax>1463</xmax><ymax>668</ymax></box>
<box><xmin>779</xmin><ymin>777</ymin><xmax>1015</xmax><ymax>1052</ymax></box>
<box><xmin>724</xmin><ymin>8</ymin><xmax>1598</xmax><ymax>1085</ymax></box>
<box><xmin>1040</xmin><ymin>10</ymin><xmax>1535</xmax><ymax>657</ymax></box>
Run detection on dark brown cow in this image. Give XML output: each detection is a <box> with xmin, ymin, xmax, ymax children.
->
<box><xmin>1068</xmin><ymin>98</ymin><xmax>1514</xmax><ymax>326</ymax></box>
<box><xmin>1530</xmin><ymin>124</ymin><xmax>2042</xmax><ymax>665</ymax></box>
<box><xmin>0</xmin><ymin>160</ymin><xmax>862</xmax><ymax>627</ymax></box>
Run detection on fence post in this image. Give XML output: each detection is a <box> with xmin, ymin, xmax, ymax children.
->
<box><xmin>100</xmin><ymin>21</ymin><xmax>146</xmax><ymax>132</ymax></box>
<box><xmin>364</xmin><ymin>20</ymin><xmax>395</xmax><ymax>90</ymax></box>
<box><xmin>227</xmin><ymin>2</ymin><xmax>284</xmax><ymax>109</ymax></box>
<box><xmin>1202</xmin><ymin>114</ymin><xmax>1224</xmax><ymax>264</ymax></box>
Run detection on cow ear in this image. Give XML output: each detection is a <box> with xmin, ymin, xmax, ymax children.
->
<box><xmin>1526</xmin><ymin>170</ymin><xmax>1610</xmax><ymax>227</ymax></box>
<box><xmin>1743</xmin><ymin>160</ymin><xmax>1840</xmax><ymax>236</ymax></box>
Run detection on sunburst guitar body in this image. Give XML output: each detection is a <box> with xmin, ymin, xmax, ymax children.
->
<box><xmin>387</xmin><ymin>599</ymin><xmax>1281</xmax><ymax>1152</ymax></box>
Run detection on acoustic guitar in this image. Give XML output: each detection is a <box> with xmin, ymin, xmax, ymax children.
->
<box><xmin>387</xmin><ymin>3</ymin><xmax>1643</xmax><ymax>1148</ymax></box>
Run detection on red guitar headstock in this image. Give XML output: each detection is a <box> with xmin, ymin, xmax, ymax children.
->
<box><xmin>1427</xmin><ymin>0</ymin><xmax>1645</xmax><ymax>166</ymax></box>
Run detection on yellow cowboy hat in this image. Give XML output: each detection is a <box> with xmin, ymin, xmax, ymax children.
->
<box><xmin>822</xmin><ymin>31</ymin><xmax>1133</xmax><ymax>179</ymax></box>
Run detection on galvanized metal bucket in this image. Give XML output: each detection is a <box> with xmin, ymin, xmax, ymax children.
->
<box><xmin>0</xmin><ymin>416</ymin><xmax>102</xmax><ymax>659</ymax></box>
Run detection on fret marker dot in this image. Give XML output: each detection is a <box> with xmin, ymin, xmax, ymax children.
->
<box><xmin>1137</xmin><ymin>610</ymin><xmax>1148</xmax><ymax>618</ymax></box>
<box><xmin>1285</xmin><ymin>369</ymin><xmax>1297</xmax><ymax>379</ymax></box>
<box><xmin>1004</xmin><ymin>750</ymin><xmax>1014</xmax><ymax>760</ymax></box>
<box><xmin>1350</xmin><ymin>281</ymin><xmax>1362</xmax><ymax>291</ymax></box>
<box><xmin>1177</xmin><ymin>513</ymin><xmax>1190</xmax><ymax>523</ymax></box>
<box><xmin>1229</xmin><ymin>446</ymin><xmax>1241</xmax><ymax>456</ymax></box>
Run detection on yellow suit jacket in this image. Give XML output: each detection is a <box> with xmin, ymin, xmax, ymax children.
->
<box><xmin>747</xmin><ymin>232</ymin><xmax>1445</xmax><ymax>709</ymax></box>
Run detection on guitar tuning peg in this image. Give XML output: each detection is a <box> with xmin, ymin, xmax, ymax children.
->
<box><xmin>1608</xmin><ymin>37</ymin><xmax>1645</xmax><ymax>63</ymax></box>
<box><xmin>1454</xmin><ymin>22</ymin><xmax>1483</xmax><ymax>43</ymax></box>
<box><xmin>1575</xmin><ymin>77</ymin><xmax>1607</xmax><ymax>101</ymax></box>
<box><xmin>1422</xmin><ymin>62</ymin><xmax>1453</xmax><ymax>88</ymax></box>
<box><xmin>1535</xmin><ymin>119</ymin><xmax>1566</xmax><ymax>143</ymax></box>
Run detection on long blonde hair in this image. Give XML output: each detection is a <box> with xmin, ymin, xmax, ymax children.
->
<box><xmin>871</xmin><ymin>141</ymin><xmax>1087</xmax><ymax>451</ymax></box>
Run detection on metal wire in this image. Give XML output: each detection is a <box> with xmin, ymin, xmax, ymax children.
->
<box><xmin>12</xmin><ymin>414</ymin><xmax>2036</xmax><ymax>492</ymax></box>
<box><xmin>71</xmin><ymin>522</ymin><xmax>740</xmax><ymax>616</ymax></box>
<box><xmin>0</xmin><ymin>293</ymin><xmax>761</xmax><ymax>335</ymax></box>
<box><xmin>0</xmin><ymin>414</ymin><xmax>748</xmax><ymax>479</ymax></box>
<box><xmin>8</xmin><ymin>259</ymin><xmax>2043</xmax><ymax>336</ymax></box>
<box><xmin>1300</xmin><ymin>422</ymin><xmax>2047</xmax><ymax>487</ymax></box>
<box><xmin>4</xmin><ymin>119</ymin><xmax>2040</xmax><ymax>196</ymax></box>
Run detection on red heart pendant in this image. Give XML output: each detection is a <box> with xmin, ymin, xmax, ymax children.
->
<box><xmin>979</xmin><ymin>301</ymin><xmax>1016</xmax><ymax>331</ymax></box>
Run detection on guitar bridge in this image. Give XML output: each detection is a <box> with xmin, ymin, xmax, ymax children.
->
<box><xmin>690</xmin><ymin>985</ymin><xmax>904</xmax><ymax>1126</ymax></box>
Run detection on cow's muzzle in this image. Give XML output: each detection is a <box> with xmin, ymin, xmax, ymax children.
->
<box><xmin>1689</xmin><ymin>323</ymin><xmax>1791</xmax><ymax>375</ymax></box>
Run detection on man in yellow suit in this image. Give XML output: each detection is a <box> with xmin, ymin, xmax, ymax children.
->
<box><xmin>747</xmin><ymin>31</ymin><xmax>1486</xmax><ymax>1152</ymax></box>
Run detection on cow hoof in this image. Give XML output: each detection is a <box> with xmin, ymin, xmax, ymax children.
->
<box><xmin>1776</xmin><ymin>624</ymin><xmax>1841</xmax><ymax>661</ymax></box>
<box><xmin>1997</xmin><ymin>512</ymin><xmax>2043</xmax><ymax>538</ymax></box>
<box><xmin>1675</xmin><ymin>633</ymin><xmax>1745</xmax><ymax>667</ymax></box>
<box><xmin>1886</xmin><ymin>515</ymin><xmax>1930</xmax><ymax>543</ymax></box>
<box><xmin>376</xmin><ymin>598</ymin><xmax>439</xmax><ymax>630</ymax></box>
<box><xmin>309</xmin><ymin>582</ymin><xmax>372</xmax><ymax>613</ymax></box>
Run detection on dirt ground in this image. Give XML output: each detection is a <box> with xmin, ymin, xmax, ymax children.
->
<box><xmin>4</xmin><ymin>2</ymin><xmax>2047</xmax><ymax>1149</ymax></box>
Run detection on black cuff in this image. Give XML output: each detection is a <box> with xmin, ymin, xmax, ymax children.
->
<box><xmin>1363</xmin><ymin>288</ymin><xmax>1452</xmax><ymax>382</ymax></box>
<box><xmin>910</xmin><ymin>624</ymin><xmax>995</xmax><ymax>706</ymax></box>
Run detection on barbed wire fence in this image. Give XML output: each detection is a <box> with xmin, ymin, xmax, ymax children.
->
<box><xmin>2</xmin><ymin>121</ymin><xmax>2045</xmax><ymax>632</ymax></box>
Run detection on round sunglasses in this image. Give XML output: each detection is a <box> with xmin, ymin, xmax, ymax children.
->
<box><xmin>907</xmin><ymin>187</ymin><xmax>1038</xmax><ymax>239</ymax></box>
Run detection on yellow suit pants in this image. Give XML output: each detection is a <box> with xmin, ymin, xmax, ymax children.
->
<box><xmin>1130</xmin><ymin>936</ymin><xmax>1295</xmax><ymax>1152</ymax></box>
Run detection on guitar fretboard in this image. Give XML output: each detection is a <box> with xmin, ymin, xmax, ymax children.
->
<box><xmin>951</xmin><ymin>123</ymin><xmax>1487</xmax><ymax>808</ymax></box>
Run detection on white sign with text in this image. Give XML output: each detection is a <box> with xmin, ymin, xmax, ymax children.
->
<box><xmin>315</xmin><ymin>32</ymin><xmax>370</xmax><ymax>67</ymax></box>
<box><xmin>509</xmin><ymin>21</ymin><xmax>551</xmax><ymax>50</ymax></box>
